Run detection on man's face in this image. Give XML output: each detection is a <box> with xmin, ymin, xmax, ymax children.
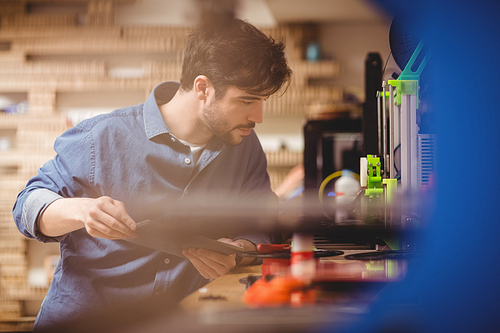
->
<box><xmin>201</xmin><ymin>86</ymin><xmax>267</xmax><ymax>146</ymax></box>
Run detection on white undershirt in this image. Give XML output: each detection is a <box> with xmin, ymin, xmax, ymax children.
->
<box><xmin>176</xmin><ymin>137</ymin><xmax>206</xmax><ymax>165</ymax></box>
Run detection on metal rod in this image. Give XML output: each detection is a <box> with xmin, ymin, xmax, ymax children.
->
<box><xmin>382</xmin><ymin>81</ymin><xmax>387</xmax><ymax>177</ymax></box>
<box><xmin>401</xmin><ymin>94</ymin><xmax>411</xmax><ymax>191</ymax></box>
<box><xmin>376</xmin><ymin>91</ymin><xmax>382</xmax><ymax>158</ymax></box>
<box><xmin>389</xmin><ymin>83</ymin><xmax>395</xmax><ymax>179</ymax></box>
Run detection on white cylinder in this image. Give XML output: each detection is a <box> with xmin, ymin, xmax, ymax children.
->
<box><xmin>291</xmin><ymin>233</ymin><xmax>314</xmax><ymax>253</ymax></box>
<box><xmin>360</xmin><ymin>157</ymin><xmax>367</xmax><ymax>187</ymax></box>
<box><xmin>291</xmin><ymin>233</ymin><xmax>315</xmax><ymax>281</ymax></box>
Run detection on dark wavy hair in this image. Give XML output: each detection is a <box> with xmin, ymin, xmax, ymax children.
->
<box><xmin>180</xmin><ymin>19</ymin><xmax>292</xmax><ymax>98</ymax></box>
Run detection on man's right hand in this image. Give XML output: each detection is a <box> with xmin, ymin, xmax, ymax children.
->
<box><xmin>81</xmin><ymin>196</ymin><xmax>137</xmax><ymax>239</ymax></box>
<box><xmin>39</xmin><ymin>196</ymin><xmax>137</xmax><ymax>239</ymax></box>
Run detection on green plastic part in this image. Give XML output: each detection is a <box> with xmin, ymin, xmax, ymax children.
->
<box><xmin>364</xmin><ymin>155</ymin><xmax>383</xmax><ymax>199</ymax></box>
<box><xmin>379</xmin><ymin>91</ymin><xmax>391</xmax><ymax>98</ymax></box>
<box><xmin>388</xmin><ymin>79</ymin><xmax>418</xmax><ymax>107</ymax></box>
<box><xmin>365</xmin><ymin>188</ymin><xmax>384</xmax><ymax>196</ymax></box>
<box><xmin>386</xmin><ymin>259</ymin><xmax>399</xmax><ymax>279</ymax></box>
<box><xmin>382</xmin><ymin>178</ymin><xmax>397</xmax><ymax>203</ymax></box>
<box><xmin>365</xmin><ymin>262</ymin><xmax>384</xmax><ymax>271</ymax></box>
<box><xmin>387</xmin><ymin>41</ymin><xmax>430</xmax><ymax>110</ymax></box>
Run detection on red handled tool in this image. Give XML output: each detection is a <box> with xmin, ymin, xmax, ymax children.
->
<box><xmin>257</xmin><ymin>244</ymin><xmax>291</xmax><ymax>254</ymax></box>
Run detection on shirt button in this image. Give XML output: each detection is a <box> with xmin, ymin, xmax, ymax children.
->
<box><xmin>184</xmin><ymin>158</ymin><xmax>191</xmax><ymax>164</ymax></box>
<box><xmin>171</xmin><ymin>137</ymin><xmax>175</xmax><ymax>142</ymax></box>
<box><xmin>164</xmin><ymin>258</ymin><xmax>170</xmax><ymax>265</ymax></box>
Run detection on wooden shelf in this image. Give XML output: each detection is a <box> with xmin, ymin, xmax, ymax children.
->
<box><xmin>0</xmin><ymin>317</ymin><xmax>36</xmax><ymax>332</ymax></box>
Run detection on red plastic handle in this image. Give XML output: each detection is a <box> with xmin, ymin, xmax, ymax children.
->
<box><xmin>257</xmin><ymin>244</ymin><xmax>291</xmax><ymax>253</ymax></box>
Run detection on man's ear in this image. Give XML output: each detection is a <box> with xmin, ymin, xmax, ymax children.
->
<box><xmin>193</xmin><ymin>75</ymin><xmax>212</xmax><ymax>101</ymax></box>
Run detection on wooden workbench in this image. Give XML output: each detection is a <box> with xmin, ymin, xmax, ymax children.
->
<box><xmin>179</xmin><ymin>263</ymin><xmax>261</xmax><ymax>313</ymax></box>
<box><xmin>120</xmin><ymin>249</ymin><xmax>412</xmax><ymax>333</ymax></box>
<box><xmin>147</xmin><ymin>249</ymin><xmax>413</xmax><ymax>333</ymax></box>
<box><xmin>179</xmin><ymin>250</ymin><xmax>379</xmax><ymax>313</ymax></box>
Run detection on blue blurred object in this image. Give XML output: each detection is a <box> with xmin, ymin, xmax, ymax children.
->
<box><xmin>306</xmin><ymin>42</ymin><xmax>322</xmax><ymax>61</ymax></box>
<box><xmin>319</xmin><ymin>1</ymin><xmax>500</xmax><ymax>332</ymax></box>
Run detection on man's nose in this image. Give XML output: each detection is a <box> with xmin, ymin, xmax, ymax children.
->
<box><xmin>247</xmin><ymin>101</ymin><xmax>263</xmax><ymax>124</ymax></box>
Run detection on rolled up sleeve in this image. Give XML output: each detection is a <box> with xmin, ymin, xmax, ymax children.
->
<box><xmin>21</xmin><ymin>189</ymin><xmax>64</xmax><ymax>242</ymax></box>
<box><xmin>12</xmin><ymin>124</ymin><xmax>96</xmax><ymax>242</ymax></box>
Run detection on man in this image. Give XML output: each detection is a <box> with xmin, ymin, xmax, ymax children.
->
<box><xmin>12</xmin><ymin>18</ymin><xmax>291</xmax><ymax>331</ymax></box>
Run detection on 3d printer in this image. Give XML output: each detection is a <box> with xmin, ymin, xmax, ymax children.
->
<box><xmin>241</xmin><ymin>16</ymin><xmax>435</xmax><ymax>309</ymax></box>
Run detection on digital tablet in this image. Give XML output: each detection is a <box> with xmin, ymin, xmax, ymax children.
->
<box><xmin>126</xmin><ymin>220</ymin><xmax>245</xmax><ymax>258</ymax></box>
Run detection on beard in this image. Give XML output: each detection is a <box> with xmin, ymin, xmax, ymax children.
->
<box><xmin>201</xmin><ymin>99</ymin><xmax>255</xmax><ymax>146</ymax></box>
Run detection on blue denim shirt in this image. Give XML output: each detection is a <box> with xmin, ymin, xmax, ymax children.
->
<box><xmin>12</xmin><ymin>82</ymin><xmax>277</xmax><ymax>330</ymax></box>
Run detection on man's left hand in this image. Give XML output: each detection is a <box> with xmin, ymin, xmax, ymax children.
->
<box><xmin>182</xmin><ymin>238</ymin><xmax>255</xmax><ymax>280</ymax></box>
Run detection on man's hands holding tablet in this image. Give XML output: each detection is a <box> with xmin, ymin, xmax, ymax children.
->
<box><xmin>182</xmin><ymin>238</ymin><xmax>256</xmax><ymax>279</ymax></box>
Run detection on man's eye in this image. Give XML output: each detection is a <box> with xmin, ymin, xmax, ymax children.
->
<box><xmin>242</xmin><ymin>100</ymin><xmax>253</xmax><ymax>105</ymax></box>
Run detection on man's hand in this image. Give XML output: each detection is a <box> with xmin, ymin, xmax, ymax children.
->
<box><xmin>81</xmin><ymin>196</ymin><xmax>137</xmax><ymax>239</ymax></box>
<box><xmin>39</xmin><ymin>196</ymin><xmax>137</xmax><ymax>239</ymax></box>
<box><xmin>182</xmin><ymin>238</ymin><xmax>255</xmax><ymax>280</ymax></box>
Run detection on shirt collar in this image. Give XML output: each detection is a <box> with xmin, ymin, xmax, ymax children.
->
<box><xmin>142</xmin><ymin>81</ymin><xmax>224</xmax><ymax>152</ymax></box>
<box><xmin>143</xmin><ymin>81</ymin><xmax>180</xmax><ymax>140</ymax></box>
